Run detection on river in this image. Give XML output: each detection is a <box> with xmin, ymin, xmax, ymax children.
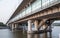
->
<box><xmin>0</xmin><ymin>26</ymin><xmax>60</xmax><ymax>38</ymax></box>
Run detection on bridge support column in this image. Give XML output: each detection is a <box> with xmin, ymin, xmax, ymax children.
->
<box><xmin>15</xmin><ymin>24</ymin><xmax>18</xmax><ymax>29</ymax></box>
<box><xmin>34</xmin><ymin>20</ymin><xmax>38</xmax><ymax>31</ymax></box>
<box><xmin>42</xmin><ymin>24</ymin><xmax>46</xmax><ymax>29</ymax></box>
<box><xmin>27</xmin><ymin>20</ymin><xmax>32</xmax><ymax>33</ymax></box>
<box><xmin>11</xmin><ymin>23</ymin><xmax>15</xmax><ymax>30</ymax></box>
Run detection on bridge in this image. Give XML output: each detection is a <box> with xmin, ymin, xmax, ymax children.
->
<box><xmin>6</xmin><ymin>0</ymin><xmax>60</xmax><ymax>33</ymax></box>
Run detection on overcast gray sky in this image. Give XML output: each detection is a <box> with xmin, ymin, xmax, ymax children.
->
<box><xmin>0</xmin><ymin>0</ymin><xmax>23</xmax><ymax>24</ymax></box>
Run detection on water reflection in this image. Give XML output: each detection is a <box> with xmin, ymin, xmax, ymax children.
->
<box><xmin>0</xmin><ymin>29</ymin><xmax>52</xmax><ymax>38</ymax></box>
<box><xmin>27</xmin><ymin>34</ymin><xmax>33</xmax><ymax>38</ymax></box>
<box><xmin>34</xmin><ymin>34</ymin><xmax>40</xmax><ymax>38</ymax></box>
<box><xmin>49</xmin><ymin>32</ymin><xmax>52</xmax><ymax>38</ymax></box>
<box><xmin>0</xmin><ymin>26</ymin><xmax>60</xmax><ymax>38</ymax></box>
<box><xmin>27</xmin><ymin>34</ymin><xmax>40</xmax><ymax>38</ymax></box>
<box><xmin>27</xmin><ymin>32</ymin><xmax>52</xmax><ymax>38</ymax></box>
<box><xmin>42</xmin><ymin>33</ymin><xmax>48</xmax><ymax>38</ymax></box>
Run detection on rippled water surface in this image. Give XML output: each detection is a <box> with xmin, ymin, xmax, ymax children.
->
<box><xmin>0</xmin><ymin>26</ymin><xmax>60</xmax><ymax>38</ymax></box>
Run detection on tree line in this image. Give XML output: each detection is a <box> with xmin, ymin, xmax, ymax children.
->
<box><xmin>0</xmin><ymin>22</ymin><xmax>6</xmax><ymax>27</ymax></box>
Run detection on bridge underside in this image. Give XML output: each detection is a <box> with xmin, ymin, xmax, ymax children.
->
<box><xmin>11</xmin><ymin>3</ymin><xmax>60</xmax><ymax>23</ymax></box>
<box><xmin>8</xmin><ymin>3</ymin><xmax>60</xmax><ymax>33</ymax></box>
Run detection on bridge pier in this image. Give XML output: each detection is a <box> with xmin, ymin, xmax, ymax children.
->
<box><xmin>14</xmin><ymin>23</ymin><xmax>18</xmax><ymax>29</ymax></box>
<box><xmin>38</xmin><ymin>19</ymin><xmax>48</xmax><ymax>30</ymax></box>
<box><xmin>11</xmin><ymin>23</ymin><xmax>18</xmax><ymax>31</ymax></box>
<box><xmin>11</xmin><ymin>23</ymin><xmax>15</xmax><ymax>31</ymax></box>
<box><xmin>27</xmin><ymin>20</ymin><xmax>32</xmax><ymax>33</ymax></box>
<box><xmin>34</xmin><ymin>20</ymin><xmax>38</xmax><ymax>31</ymax></box>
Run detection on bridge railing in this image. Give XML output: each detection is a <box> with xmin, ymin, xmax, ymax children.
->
<box><xmin>8</xmin><ymin>0</ymin><xmax>60</xmax><ymax>23</ymax></box>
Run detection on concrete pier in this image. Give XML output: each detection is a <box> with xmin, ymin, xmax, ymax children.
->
<box><xmin>15</xmin><ymin>24</ymin><xmax>18</xmax><ymax>29</ymax></box>
<box><xmin>27</xmin><ymin>20</ymin><xmax>32</xmax><ymax>33</ymax></box>
<box><xmin>11</xmin><ymin>24</ymin><xmax>15</xmax><ymax>30</ymax></box>
<box><xmin>34</xmin><ymin>20</ymin><xmax>38</xmax><ymax>31</ymax></box>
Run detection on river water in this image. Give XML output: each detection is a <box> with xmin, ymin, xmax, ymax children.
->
<box><xmin>0</xmin><ymin>26</ymin><xmax>60</xmax><ymax>38</ymax></box>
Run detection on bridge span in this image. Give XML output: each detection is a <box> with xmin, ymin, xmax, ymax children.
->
<box><xmin>6</xmin><ymin>0</ymin><xmax>60</xmax><ymax>33</ymax></box>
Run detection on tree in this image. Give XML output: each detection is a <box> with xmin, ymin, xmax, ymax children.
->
<box><xmin>0</xmin><ymin>22</ymin><xmax>6</xmax><ymax>26</ymax></box>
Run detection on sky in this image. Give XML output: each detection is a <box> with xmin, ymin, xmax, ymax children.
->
<box><xmin>0</xmin><ymin>0</ymin><xmax>23</xmax><ymax>24</ymax></box>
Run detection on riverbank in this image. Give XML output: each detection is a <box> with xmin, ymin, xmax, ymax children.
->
<box><xmin>0</xmin><ymin>26</ymin><xmax>9</xmax><ymax>29</ymax></box>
